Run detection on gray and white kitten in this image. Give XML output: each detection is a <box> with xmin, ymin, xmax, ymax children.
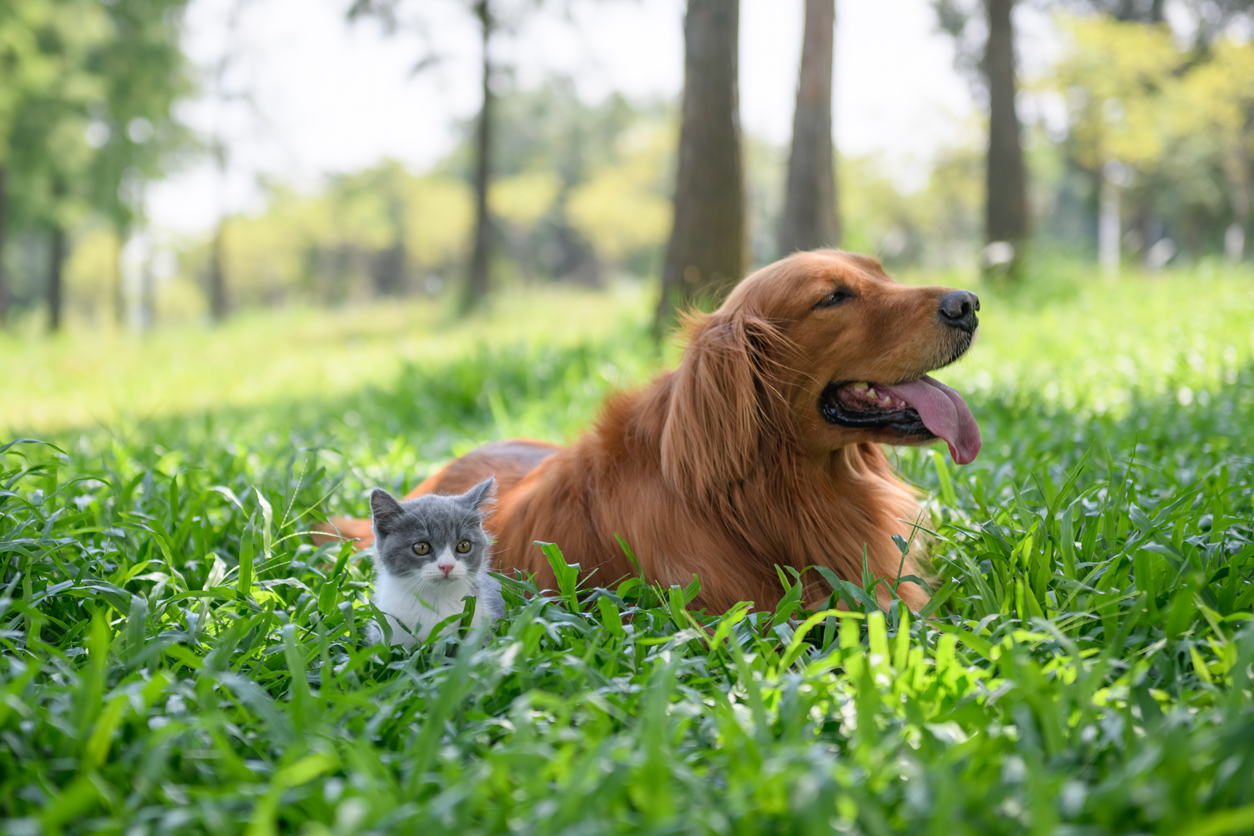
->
<box><xmin>368</xmin><ymin>478</ymin><xmax>504</xmax><ymax>648</ymax></box>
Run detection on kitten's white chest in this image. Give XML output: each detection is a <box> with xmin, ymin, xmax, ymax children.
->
<box><xmin>372</xmin><ymin>570</ymin><xmax>489</xmax><ymax>648</ymax></box>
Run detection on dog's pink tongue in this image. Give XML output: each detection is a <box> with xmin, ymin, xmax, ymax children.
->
<box><xmin>880</xmin><ymin>376</ymin><xmax>981</xmax><ymax>465</ymax></box>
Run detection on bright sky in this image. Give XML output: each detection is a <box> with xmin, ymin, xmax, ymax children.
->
<box><xmin>150</xmin><ymin>0</ymin><xmax>1000</xmax><ymax>236</ymax></box>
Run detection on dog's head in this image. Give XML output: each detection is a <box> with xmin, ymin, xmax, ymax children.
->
<box><xmin>662</xmin><ymin>250</ymin><xmax>981</xmax><ymax>493</ymax></box>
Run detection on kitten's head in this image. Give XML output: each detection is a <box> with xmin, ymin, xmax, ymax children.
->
<box><xmin>369</xmin><ymin>478</ymin><xmax>495</xmax><ymax>584</ymax></box>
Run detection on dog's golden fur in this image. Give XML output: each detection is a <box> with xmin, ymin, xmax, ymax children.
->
<box><xmin>321</xmin><ymin>250</ymin><xmax>978</xmax><ymax>612</ymax></box>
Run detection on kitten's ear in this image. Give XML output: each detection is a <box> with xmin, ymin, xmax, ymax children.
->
<box><xmin>369</xmin><ymin>489</ymin><xmax>404</xmax><ymax>535</ymax></box>
<box><xmin>462</xmin><ymin>477</ymin><xmax>496</xmax><ymax>510</ymax></box>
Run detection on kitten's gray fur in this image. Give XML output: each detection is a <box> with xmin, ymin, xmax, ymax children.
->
<box><xmin>368</xmin><ymin>478</ymin><xmax>504</xmax><ymax>647</ymax></box>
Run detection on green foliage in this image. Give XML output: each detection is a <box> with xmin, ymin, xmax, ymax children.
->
<box><xmin>62</xmin><ymin>225</ymin><xmax>119</xmax><ymax>320</ymax></box>
<box><xmin>1</xmin><ymin>0</ymin><xmax>111</xmax><ymax>227</ymax></box>
<box><xmin>7</xmin><ymin>8</ymin><xmax>1254</xmax><ymax>326</ymax></box>
<box><xmin>566</xmin><ymin>123</ymin><xmax>675</xmax><ymax>266</ymax></box>
<box><xmin>205</xmin><ymin>77</ymin><xmax>988</xmax><ymax>312</ymax></box>
<box><xmin>82</xmin><ymin>0</ymin><xmax>192</xmax><ymax>230</ymax></box>
<box><xmin>199</xmin><ymin>81</ymin><xmax>675</xmax><ymax>311</ymax></box>
<box><xmin>484</xmin><ymin>83</ymin><xmax>673</xmax><ymax>276</ymax></box>
<box><xmin>0</xmin><ymin>0</ymin><xmax>190</xmax><ymax>318</ymax></box>
<box><xmin>838</xmin><ymin>144</ymin><xmax>985</xmax><ymax>268</ymax></box>
<box><xmin>170</xmin><ymin>165</ymin><xmax>477</xmax><ymax>310</ymax></box>
<box><xmin>1044</xmin><ymin>14</ymin><xmax>1254</xmax><ymax>257</ymax></box>
<box><xmin>1048</xmin><ymin>17</ymin><xmax>1180</xmax><ymax>173</ymax></box>
<box><xmin>1</xmin><ymin>267</ymin><xmax>1253</xmax><ymax>832</ymax></box>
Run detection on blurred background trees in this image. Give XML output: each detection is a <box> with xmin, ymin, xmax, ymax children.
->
<box><xmin>934</xmin><ymin>0</ymin><xmax>1030</xmax><ymax>275</ymax></box>
<box><xmin>655</xmin><ymin>0</ymin><xmax>745</xmax><ymax>329</ymax></box>
<box><xmin>778</xmin><ymin>0</ymin><xmax>840</xmax><ymax>257</ymax></box>
<box><xmin>1047</xmin><ymin>6</ymin><xmax>1254</xmax><ymax>273</ymax></box>
<box><xmin>0</xmin><ymin>0</ymin><xmax>189</xmax><ymax>332</ymax></box>
<box><xmin>982</xmin><ymin>0</ymin><xmax>1030</xmax><ymax>272</ymax></box>
<box><xmin>347</xmin><ymin>0</ymin><xmax>578</xmax><ymax>315</ymax></box>
<box><xmin>0</xmin><ymin>0</ymin><xmax>1250</xmax><ymax>332</ymax></box>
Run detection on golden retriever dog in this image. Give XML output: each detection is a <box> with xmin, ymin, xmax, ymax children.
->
<box><xmin>321</xmin><ymin>250</ymin><xmax>981</xmax><ymax>613</ymax></box>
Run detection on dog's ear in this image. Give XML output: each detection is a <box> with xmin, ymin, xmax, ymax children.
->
<box><xmin>661</xmin><ymin>311</ymin><xmax>790</xmax><ymax>494</ymax></box>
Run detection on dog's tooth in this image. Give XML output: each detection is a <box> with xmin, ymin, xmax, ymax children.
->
<box><xmin>851</xmin><ymin>382</ymin><xmax>868</xmax><ymax>391</ymax></box>
<box><xmin>866</xmin><ymin>387</ymin><xmax>877</xmax><ymax>398</ymax></box>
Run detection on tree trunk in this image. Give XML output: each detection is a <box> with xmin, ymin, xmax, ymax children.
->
<box><xmin>208</xmin><ymin>218</ymin><xmax>228</xmax><ymax>321</ymax></box>
<box><xmin>0</xmin><ymin>166</ymin><xmax>8</xmax><ymax>326</ymax></box>
<box><xmin>374</xmin><ymin>243</ymin><xmax>406</xmax><ymax>296</ymax></box>
<box><xmin>48</xmin><ymin>224</ymin><xmax>66</xmax><ymax>333</ymax></box>
<box><xmin>1099</xmin><ymin>165</ymin><xmax>1121</xmax><ymax>278</ymax></box>
<box><xmin>779</xmin><ymin>0</ymin><xmax>838</xmax><ymax>256</ymax></box>
<box><xmin>462</xmin><ymin>0</ymin><xmax>493</xmax><ymax>315</ymax></box>
<box><xmin>375</xmin><ymin>192</ymin><xmax>407</xmax><ymax>296</ymax></box>
<box><xmin>1225</xmin><ymin>148</ymin><xmax>1249</xmax><ymax>262</ymax></box>
<box><xmin>1113</xmin><ymin>0</ymin><xmax>1166</xmax><ymax>23</ymax></box>
<box><xmin>656</xmin><ymin>0</ymin><xmax>745</xmax><ymax>332</ymax></box>
<box><xmin>113</xmin><ymin>224</ymin><xmax>126</xmax><ymax>327</ymax></box>
<box><xmin>139</xmin><ymin>250</ymin><xmax>156</xmax><ymax>332</ymax></box>
<box><xmin>983</xmin><ymin>0</ymin><xmax>1029</xmax><ymax>259</ymax></box>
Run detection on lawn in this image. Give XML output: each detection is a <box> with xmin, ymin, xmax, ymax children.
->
<box><xmin>2</xmin><ymin>263</ymin><xmax>1254</xmax><ymax>835</ymax></box>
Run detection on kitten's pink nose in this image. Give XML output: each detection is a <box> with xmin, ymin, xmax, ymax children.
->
<box><xmin>437</xmin><ymin>563</ymin><xmax>454</xmax><ymax>577</ymax></box>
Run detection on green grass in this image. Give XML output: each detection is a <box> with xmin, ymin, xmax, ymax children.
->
<box><xmin>2</xmin><ymin>266</ymin><xmax>1254</xmax><ymax>835</ymax></box>
<box><xmin>0</xmin><ymin>283</ymin><xmax>650</xmax><ymax>434</ymax></box>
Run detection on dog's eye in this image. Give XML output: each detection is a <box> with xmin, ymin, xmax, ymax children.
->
<box><xmin>814</xmin><ymin>288</ymin><xmax>854</xmax><ymax>309</ymax></box>
<box><xmin>413</xmin><ymin>542</ymin><xmax>431</xmax><ymax>555</ymax></box>
<box><xmin>456</xmin><ymin>540</ymin><xmax>471</xmax><ymax>554</ymax></box>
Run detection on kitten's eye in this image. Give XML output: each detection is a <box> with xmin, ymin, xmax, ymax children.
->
<box><xmin>413</xmin><ymin>542</ymin><xmax>431</xmax><ymax>556</ymax></box>
<box><xmin>814</xmin><ymin>288</ymin><xmax>854</xmax><ymax>309</ymax></box>
<box><xmin>456</xmin><ymin>540</ymin><xmax>471</xmax><ymax>554</ymax></box>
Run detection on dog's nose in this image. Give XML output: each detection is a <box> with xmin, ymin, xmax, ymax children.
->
<box><xmin>938</xmin><ymin>291</ymin><xmax>980</xmax><ymax>332</ymax></box>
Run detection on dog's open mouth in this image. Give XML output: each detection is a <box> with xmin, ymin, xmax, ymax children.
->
<box><xmin>820</xmin><ymin>376</ymin><xmax>982</xmax><ymax>464</ymax></box>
